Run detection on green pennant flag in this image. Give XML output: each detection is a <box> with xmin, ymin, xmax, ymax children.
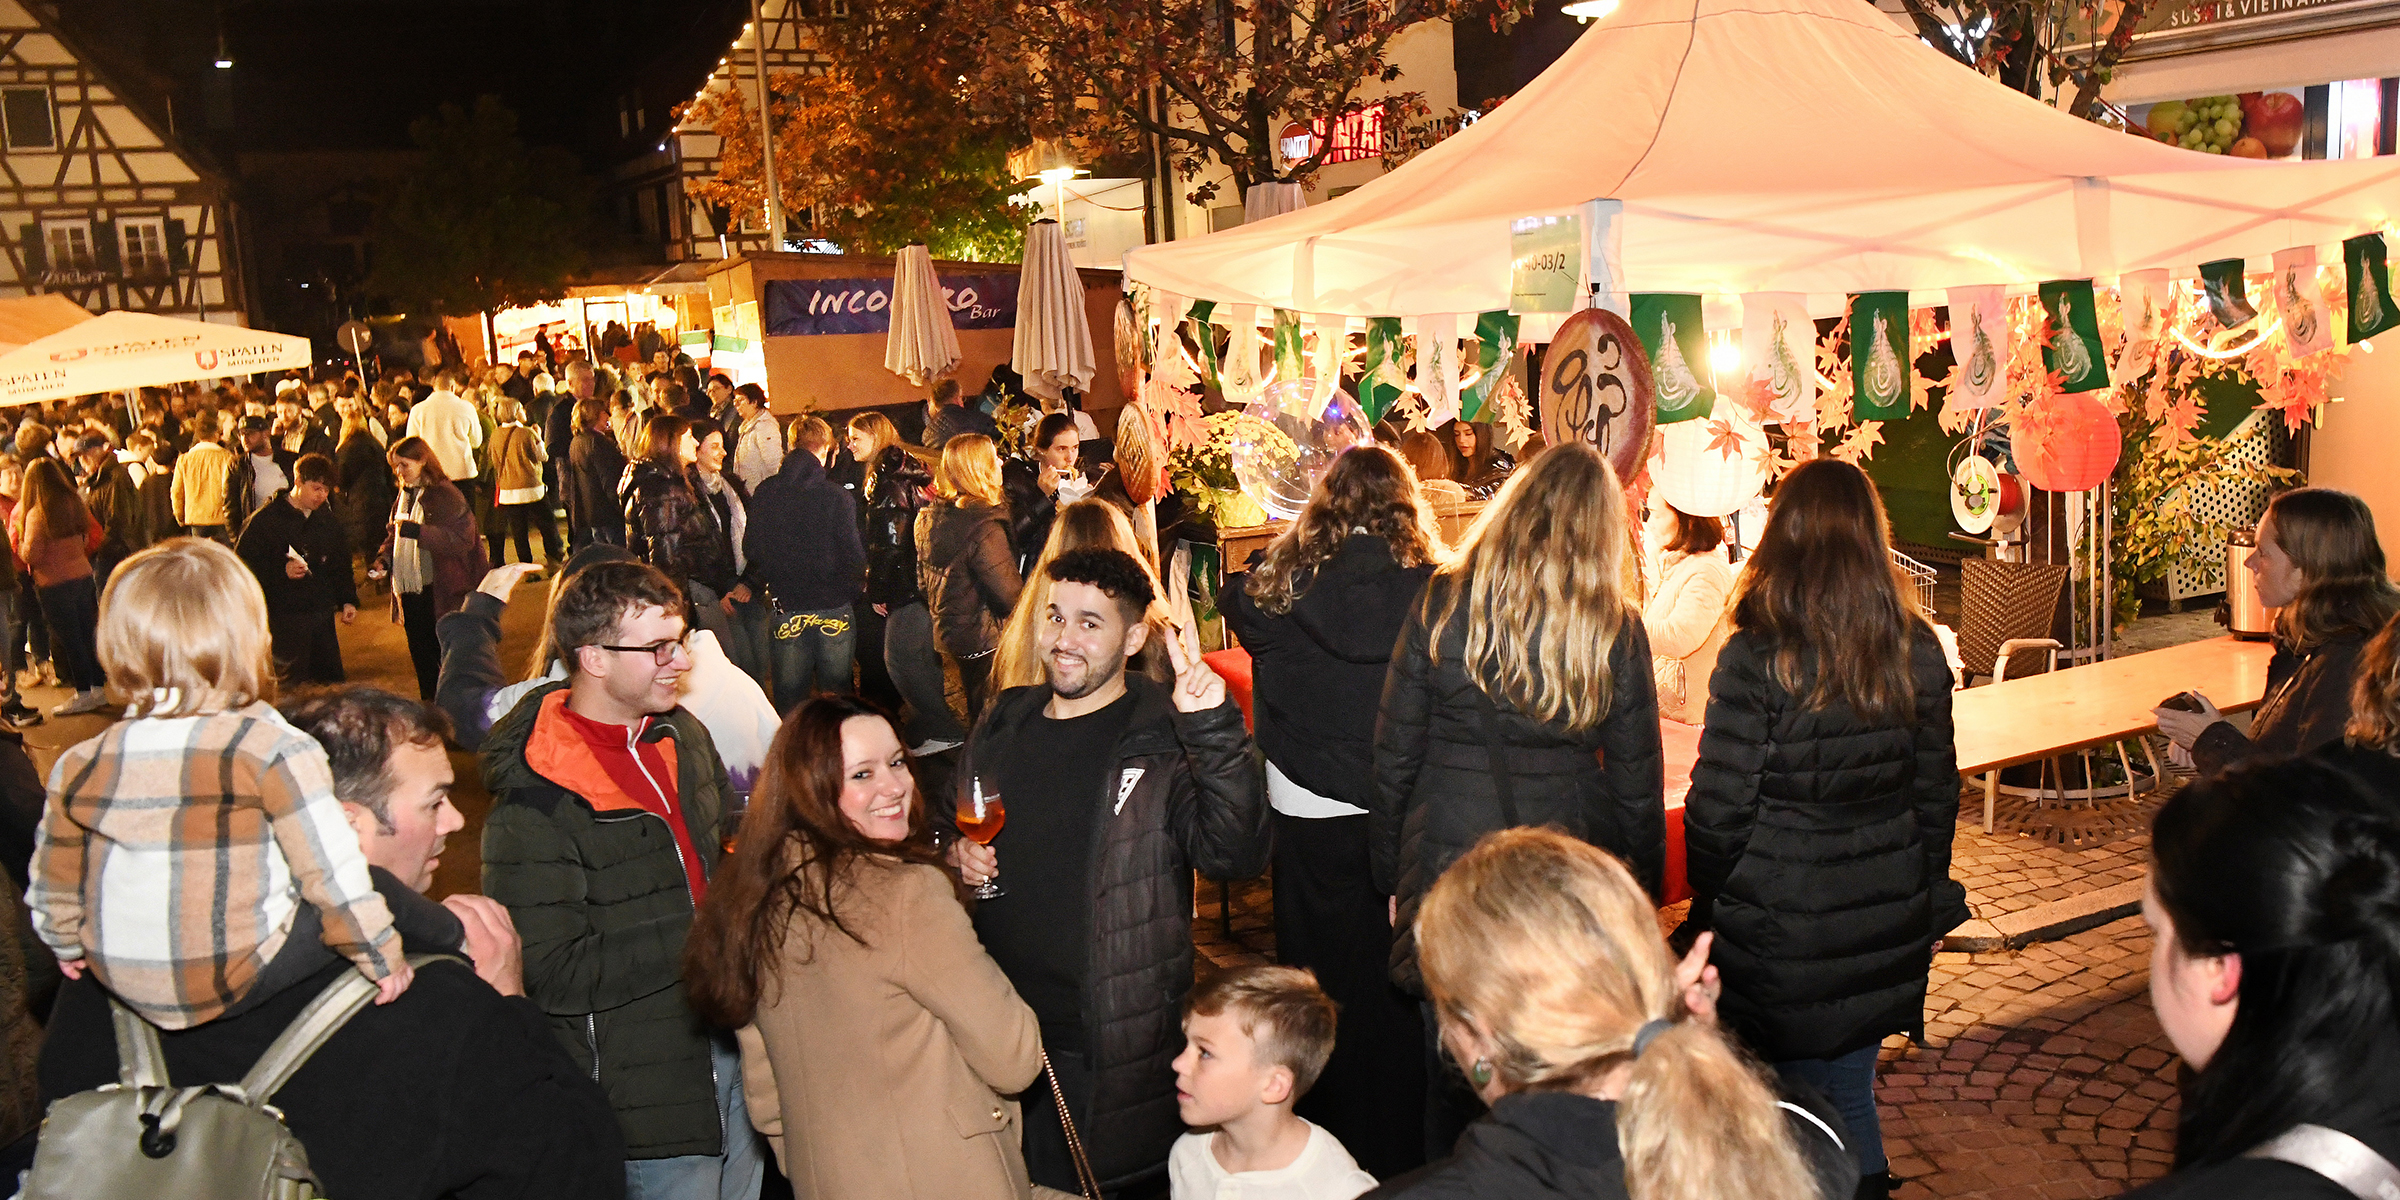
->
<box><xmin>2038</xmin><ymin>279</ymin><xmax>2109</xmax><ymax>393</ymax></box>
<box><xmin>1359</xmin><ymin>317</ymin><xmax>1405</xmax><ymax>423</ymax></box>
<box><xmin>1460</xmin><ymin>311</ymin><xmax>1520</xmax><ymax>422</ymax></box>
<box><xmin>1185</xmin><ymin>301</ymin><xmax>1220</xmax><ymax>393</ymax></box>
<box><xmin>2198</xmin><ymin>258</ymin><xmax>2257</xmax><ymax>327</ymax></box>
<box><xmin>1629</xmin><ymin>293</ymin><xmax>1714</xmax><ymax>424</ymax></box>
<box><xmin>2347</xmin><ymin>233</ymin><xmax>2398</xmax><ymax>343</ymax></box>
<box><xmin>1849</xmin><ymin>291</ymin><xmax>1911</xmax><ymax>421</ymax></box>
<box><xmin>1272</xmin><ymin>309</ymin><xmax>1306</xmax><ymax>388</ymax></box>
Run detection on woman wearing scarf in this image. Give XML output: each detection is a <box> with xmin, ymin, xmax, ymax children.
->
<box><xmin>374</xmin><ymin>436</ymin><xmax>488</xmax><ymax>699</ymax></box>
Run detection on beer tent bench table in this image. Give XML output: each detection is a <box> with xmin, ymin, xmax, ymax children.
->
<box><xmin>1951</xmin><ymin>636</ymin><xmax>2273</xmax><ymax>833</ymax></box>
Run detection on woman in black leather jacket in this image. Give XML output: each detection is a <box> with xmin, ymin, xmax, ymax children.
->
<box><xmin>620</xmin><ymin>411</ymin><xmax>737</xmax><ymax>643</ymax></box>
<box><xmin>859</xmin><ymin>434</ymin><xmax>963</xmax><ymax>751</ymax></box>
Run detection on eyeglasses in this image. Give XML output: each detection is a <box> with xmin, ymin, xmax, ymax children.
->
<box><xmin>593</xmin><ymin>634</ymin><xmax>691</xmax><ymax>666</ymax></box>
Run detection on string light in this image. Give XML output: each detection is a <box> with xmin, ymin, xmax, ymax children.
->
<box><xmin>2171</xmin><ymin>319</ymin><xmax>2280</xmax><ymax>360</ymax></box>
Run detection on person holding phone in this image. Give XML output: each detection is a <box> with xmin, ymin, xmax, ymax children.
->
<box><xmin>941</xmin><ymin>547</ymin><xmax>1269</xmax><ymax>1196</ymax></box>
<box><xmin>1002</xmin><ymin>413</ymin><xmax>1083</xmax><ymax>576</ymax></box>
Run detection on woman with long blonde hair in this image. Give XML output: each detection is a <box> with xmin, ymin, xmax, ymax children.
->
<box><xmin>1224</xmin><ymin>444</ymin><xmax>1442</xmax><ymax>1176</ymax></box>
<box><xmin>913</xmin><ymin>434</ymin><xmax>1021</xmax><ymax>722</ymax></box>
<box><xmin>990</xmin><ymin>499</ymin><xmax>1164</xmax><ymax>692</ymax></box>
<box><xmin>1392</xmin><ymin>827</ymin><xmax>1855</xmax><ymax>1200</ymax></box>
<box><xmin>1372</xmin><ymin>440</ymin><xmax>1664</xmax><ymax>1157</ymax></box>
<box><xmin>1685</xmin><ymin>458</ymin><xmax>1960</xmax><ymax>1196</ymax></box>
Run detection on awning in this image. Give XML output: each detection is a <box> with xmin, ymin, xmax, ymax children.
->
<box><xmin>0</xmin><ymin>310</ymin><xmax>313</xmax><ymax>405</ymax></box>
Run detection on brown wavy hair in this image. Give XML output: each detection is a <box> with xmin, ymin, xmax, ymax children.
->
<box><xmin>1428</xmin><ymin>442</ymin><xmax>1632</xmax><ymax>732</ymax></box>
<box><xmin>2263</xmin><ymin>487</ymin><xmax>2400</xmax><ymax>650</ymax></box>
<box><xmin>682</xmin><ymin>697</ymin><xmax>951</xmax><ymax>1028</ymax></box>
<box><xmin>2344</xmin><ymin>610</ymin><xmax>2400</xmax><ymax>751</ymax></box>
<box><xmin>1418</xmin><ymin>828</ymin><xmax>1816</xmax><ymax>1200</ymax></box>
<box><xmin>1246</xmin><ymin>445</ymin><xmax>1443</xmax><ymax>616</ymax></box>
<box><xmin>1733</xmin><ymin>458</ymin><xmax>1922</xmax><ymax>722</ymax></box>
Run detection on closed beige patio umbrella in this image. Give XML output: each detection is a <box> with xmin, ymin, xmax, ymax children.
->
<box><xmin>883</xmin><ymin>244</ymin><xmax>960</xmax><ymax>387</ymax></box>
<box><xmin>1010</xmin><ymin>220</ymin><xmax>1095</xmax><ymax>402</ymax></box>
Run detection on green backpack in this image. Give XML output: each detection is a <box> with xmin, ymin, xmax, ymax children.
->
<box><xmin>22</xmin><ymin>955</ymin><xmax>457</xmax><ymax>1200</ymax></box>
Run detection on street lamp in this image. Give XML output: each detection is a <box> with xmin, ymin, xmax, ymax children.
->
<box><xmin>1562</xmin><ymin>0</ymin><xmax>1621</xmax><ymax>21</ymax></box>
<box><xmin>213</xmin><ymin>30</ymin><xmax>233</xmax><ymax>68</ymax></box>
<box><xmin>1013</xmin><ymin>137</ymin><xmax>1086</xmax><ymax>223</ymax></box>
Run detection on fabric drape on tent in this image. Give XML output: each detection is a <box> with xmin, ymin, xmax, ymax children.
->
<box><xmin>1012</xmin><ymin>220</ymin><xmax>1096</xmax><ymax>401</ymax></box>
<box><xmin>884</xmin><ymin>244</ymin><xmax>961</xmax><ymax>386</ymax></box>
<box><xmin>1124</xmin><ymin>0</ymin><xmax>2400</xmax><ymax>317</ymax></box>
<box><xmin>0</xmin><ymin>310</ymin><xmax>312</xmax><ymax>406</ymax></box>
<box><xmin>0</xmin><ymin>295</ymin><xmax>92</xmax><ymax>354</ymax></box>
<box><xmin>1243</xmin><ymin>183</ymin><xmax>1307</xmax><ymax>225</ymax></box>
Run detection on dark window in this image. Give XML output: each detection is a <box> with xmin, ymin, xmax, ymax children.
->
<box><xmin>3</xmin><ymin>88</ymin><xmax>54</xmax><ymax>149</ymax></box>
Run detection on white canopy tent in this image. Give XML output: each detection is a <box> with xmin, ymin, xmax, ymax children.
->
<box><xmin>1124</xmin><ymin>0</ymin><xmax>2400</xmax><ymax>319</ymax></box>
<box><xmin>0</xmin><ymin>310</ymin><xmax>313</xmax><ymax>406</ymax></box>
<box><xmin>0</xmin><ymin>296</ymin><xmax>94</xmax><ymax>355</ymax></box>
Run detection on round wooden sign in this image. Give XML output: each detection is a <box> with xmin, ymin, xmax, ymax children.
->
<box><xmin>1115</xmin><ymin>400</ymin><xmax>1170</xmax><ymax>505</ymax></box>
<box><xmin>1538</xmin><ymin>308</ymin><xmax>1655</xmax><ymax>481</ymax></box>
<box><xmin>1114</xmin><ymin>299</ymin><xmax>1143</xmax><ymax>400</ymax></box>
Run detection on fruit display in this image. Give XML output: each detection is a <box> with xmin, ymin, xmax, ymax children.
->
<box><xmin>2142</xmin><ymin>90</ymin><xmax>2305</xmax><ymax>157</ymax></box>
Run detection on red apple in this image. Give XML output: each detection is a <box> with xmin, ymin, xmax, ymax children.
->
<box><xmin>2244</xmin><ymin>91</ymin><xmax>2306</xmax><ymax>157</ymax></box>
<box><xmin>2230</xmin><ymin>136</ymin><xmax>2268</xmax><ymax>158</ymax></box>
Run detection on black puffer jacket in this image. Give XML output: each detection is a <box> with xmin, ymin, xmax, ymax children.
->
<box><xmin>622</xmin><ymin>459</ymin><xmax>735</xmax><ymax>598</ymax></box>
<box><xmin>1683</xmin><ymin>623</ymin><xmax>1963</xmax><ymax>1063</ymax></box>
<box><xmin>915</xmin><ymin>501</ymin><xmax>1021</xmax><ymax>658</ymax></box>
<box><xmin>863</xmin><ymin>446</ymin><xmax>930</xmax><ymax>608</ymax></box>
<box><xmin>2191</xmin><ymin>632</ymin><xmax>2370</xmax><ymax>777</ymax></box>
<box><xmin>1225</xmin><ymin>535</ymin><xmax>1434</xmax><ymax>810</ymax></box>
<box><xmin>1367</xmin><ymin>1088</ymin><xmax>1857</xmax><ymax>1200</ymax></box>
<box><xmin>946</xmin><ymin>678</ymin><xmax>1270</xmax><ymax>1187</ymax></box>
<box><xmin>1371</xmin><ymin>582</ymin><xmax>1664</xmax><ymax>995</ymax></box>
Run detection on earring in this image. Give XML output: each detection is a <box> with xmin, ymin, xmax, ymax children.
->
<box><xmin>1470</xmin><ymin>1058</ymin><xmax>1494</xmax><ymax>1087</ymax></box>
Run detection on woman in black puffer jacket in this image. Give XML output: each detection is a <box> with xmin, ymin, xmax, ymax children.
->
<box><xmin>915</xmin><ymin>433</ymin><xmax>1020</xmax><ymax>724</ymax></box>
<box><xmin>1683</xmin><ymin>459</ymin><xmax>1963</xmax><ymax>1199</ymax></box>
<box><xmin>1226</xmin><ymin>445</ymin><xmax>1440</xmax><ymax>1179</ymax></box>
<box><xmin>859</xmin><ymin>428</ymin><xmax>966</xmax><ymax>751</ymax></box>
<box><xmin>1371</xmin><ymin>442</ymin><xmax>1663</xmax><ymax>1160</ymax></box>
<box><xmin>620</xmin><ymin>411</ymin><xmax>737</xmax><ymax>643</ymax></box>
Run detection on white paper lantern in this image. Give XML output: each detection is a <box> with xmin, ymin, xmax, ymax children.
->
<box><xmin>1652</xmin><ymin>400</ymin><xmax>1768</xmax><ymax>518</ymax></box>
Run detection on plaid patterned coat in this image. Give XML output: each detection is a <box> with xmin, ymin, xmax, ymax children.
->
<box><xmin>26</xmin><ymin>702</ymin><xmax>403</xmax><ymax>1029</ymax></box>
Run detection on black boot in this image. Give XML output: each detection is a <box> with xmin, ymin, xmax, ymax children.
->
<box><xmin>1853</xmin><ymin>1171</ymin><xmax>1895</xmax><ymax>1200</ymax></box>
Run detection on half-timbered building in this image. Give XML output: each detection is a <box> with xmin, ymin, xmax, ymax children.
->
<box><xmin>0</xmin><ymin>0</ymin><xmax>246</xmax><ymax>323</ymax></box>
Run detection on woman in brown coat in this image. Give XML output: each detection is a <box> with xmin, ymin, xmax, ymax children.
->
<box><xmin>686</xmin><ymin>696</ymin><xmax>1042</xmax><ymax>1200</ymax></box>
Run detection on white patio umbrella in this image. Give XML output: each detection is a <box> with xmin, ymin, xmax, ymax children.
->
<box><xmin>884</xmin><ymin>244</ymin><xmax>960</xmax><ymax>386</ymax></box>
<box><xmin>0</xmin><ymin>310</ymin><xmax>311</xmax><ymax>406</ymax></box>
<box><xmin>0</xmin><ymin>295</ymin><xmax>93</xmax><ymax>354</ymax></box>
<box><xmin>1011</xmin><ymin>220</ymin><xmax>1096</xmax><ymax>402</ymax></box>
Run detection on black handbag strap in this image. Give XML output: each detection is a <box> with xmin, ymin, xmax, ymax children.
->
<box><xmin>1473</xmin><ymin>685</ymin><xmax>1521</xmax><ymax>828</ymax></box>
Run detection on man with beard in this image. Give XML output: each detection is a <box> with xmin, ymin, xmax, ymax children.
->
<box><xmin>944</xmin><ymin>547</ymin><xmax>1269</xmax><ymax>1194</ymax></box>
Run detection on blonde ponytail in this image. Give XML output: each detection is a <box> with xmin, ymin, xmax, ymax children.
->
<box><xmin>1417</xmin><ymin>828</ymin><xmax>1817</xmax><ymax>1200</ymax></box>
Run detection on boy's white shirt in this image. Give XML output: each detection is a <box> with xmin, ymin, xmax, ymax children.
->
<box><xmin>1168</xmin><ymin>1120</ymin><xmax>1378</xmax><ymax>1200</ymax></box>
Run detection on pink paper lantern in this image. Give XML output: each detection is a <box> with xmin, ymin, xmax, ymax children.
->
<box><xmin>2013</xmin><ymin>391</ymin><xmax>2122</xmax><ymax>493</ymax></box>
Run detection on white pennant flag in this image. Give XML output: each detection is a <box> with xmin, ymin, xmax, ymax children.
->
<box><xmin>1946</xmin><ymin>285</ymin><xmax>2009</xmax><ymax>411</ymax></box>
<box><xmin>1221</xmin><ymin>304</ymin><xmax>1262</xmax><ymax>406</ymax></box>
<box><xmin>2112</xmin><ymin>270</ymin><xmax>2169</xmax><ymax>386</ymax></box>
<box><xmin>1419</xmin><ymin>314</ymin><xmax>1462</xmax><ymax>428</ymax></box>
<box><xmin>1310</xmin><ymin>315</ymin><xmax>1341</xmax><ymax>413</ymax></box>
<box><xmin>2274</xmin><ymin>247</ymin><xmax>2333</xmax><ymax>359</ymax></box>
<box><xmin>1740</xmin><ymin>293</ymin><xmax>1815</xmax><ymax>423</ymax></box>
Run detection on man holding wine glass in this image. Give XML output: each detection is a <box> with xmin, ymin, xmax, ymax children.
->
<box><xmin>944</xmin><ymin>547</ymin><xmax>1270</xmax><ymax>1196</ymax></box>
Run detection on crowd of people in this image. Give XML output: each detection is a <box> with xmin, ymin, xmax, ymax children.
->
<box><xmin>0</xmin><ymin>351</ymin><xmax>2394</xmax><ymax>1200</ymax></box>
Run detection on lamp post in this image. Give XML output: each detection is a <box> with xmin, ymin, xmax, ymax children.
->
<box><xmin>749</xmin><ymin>0</ymin><xmax>788</xmax><ymax>250</ymax></box>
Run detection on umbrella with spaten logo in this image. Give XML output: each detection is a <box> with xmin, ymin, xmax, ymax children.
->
<box><xmin>0</xmin><ymin>309</ymin><xmax>313</xmax><ymax>406</ymax></box>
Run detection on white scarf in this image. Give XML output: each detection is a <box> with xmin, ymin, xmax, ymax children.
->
<box><xmin>391</xmin><ymin>487</ymin><xmax>432</xmax><ymax>595</ymax></box>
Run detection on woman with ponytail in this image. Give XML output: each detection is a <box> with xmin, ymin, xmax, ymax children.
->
<box><xmin>1683</xmin><ymin>459</ymin><xmax>1963</xmax><ymax>1197</ymax></box>
<box><xmin>2130</xmin><ymin>757</ymin><xmax>2400</xmax><ymax>1197</ymax></box>
<box><xmin>1370</xmin><ymin>826</ymin><xmax>1856</xmax><ymax>1200</ymax></box>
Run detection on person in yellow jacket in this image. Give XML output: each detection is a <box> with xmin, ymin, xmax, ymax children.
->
<box><xmin>170</xmin><ymin>409</ymin><xmax>236</xmax><ymax>544</ymax></box>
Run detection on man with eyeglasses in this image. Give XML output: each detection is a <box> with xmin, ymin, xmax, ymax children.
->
<box><xmin>478</xmin><ymin>558</ymin><xmax>768</xmax><ymax>1200</ymax></box>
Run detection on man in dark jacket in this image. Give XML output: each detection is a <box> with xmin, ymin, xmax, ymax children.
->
<box><xmin>552</xmin><ymin>363</ymin><xmax>592</xmax><ymax>547</ymax></box>
<box><xmin>741</xmin><ymin>431</ymin><xmax>864</xmax><ymax>712</ymax></box>
<box><xmin>945</xmin><ymin>547</ymin><xmax>1270</xmax><ymax>1194</ymax></box>
<box><xmin>236</xmin><ymin>454</ymin><xmax>359</xmax><ymax>684</ymax></box>
<box><xmin>40</xmin><ymin>686</ymin><xmax>626</xmax><ymax>1200</ymax></box>
<box><xmin>479</xmin><ymin>559</ymin><xmax>766</xmax><ymax>1198</ymax></box>
<box><xmin>922</xmin><ymin>377</ymin><xmax>997</xmax><ymax>449</ymax></box>
<box><xmin>72</xmin><ymin>434</ymin><xmax>144</xmax><ymax>581</ymax></box>
<box><xmin>227</xmin><ymin>414</ymin><xmax>296</xmax><ymax>530</ymax></box>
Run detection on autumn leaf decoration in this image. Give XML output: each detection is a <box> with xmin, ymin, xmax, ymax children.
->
<box><xmin>1703</xmin><ymin>416</ymin><xmax>1745</xmax><ymax>459</ymax></box>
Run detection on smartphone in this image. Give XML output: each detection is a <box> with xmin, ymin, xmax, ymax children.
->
<box><xmin>2157</xmin><ymin>691</ymin><xmax>2206</xmax><ymax>713</ymax></box>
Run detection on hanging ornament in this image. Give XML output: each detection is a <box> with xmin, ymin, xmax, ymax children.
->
<box><xmin>1652</xmin><ymin>397</ymin><xmax>1769</xmax><ymax>518</ymax></box>
<box><xmin>1419</xmin><ymin>313</ymin><xmax>1462</xmax><ymax>428</ymax></box>
<box><xmin>2112</xmin><ymin>271</ymin><xmax>2169</xmax><ymax>386</ymax></box>
<box><xmin>1538</xmin><ymin>307</ymin><xmax>1655</xmax><ymax>481</ymax></box>
<box><xmin>1460</xmin><ymin>311</ymin><xmax>1520</xmax><ymax>423</ymax></box>
<box><xmin>1358</xmin><ymin>317</ymin><xmax>1407</xmax><ymax>423</ymax></box>
<box><xmin>2013</xmin><ymin>391</ymin><xmax>2122</xmax><ymax>493</ymax></box>
<box><xmin>2198</xmin><ymin>258</ymin><xmax>2257</xmax><ymax>328</ymax></box>
<box><xmin>1631</xmin><ymin>293</ymin><xmax>1714</xmax><ymax>424</ymax></box>
<box><xmin>2348</xmin><ymin>233</ymin><xmax>2397</xmax><ymax>343</ymax></box>
<box><xmin>1740</xmin><ymin>292</ymin><xmax>1814</xmax><ymax>423</ymax></box>
<box><xmin>2273</xmin><ymin>247</ymin><xmax>2332</xmax><ymax>358</ymax></box>
<box><xmin>2037</xmin><ymin>280</ymin><xmax>2107</xmax><ymax>393</ymax></box>
<box><xmin>1944</xmin><ymin>284</ymin><xmax>2009</xmax><ymax>415</ymax></box>
<box><xmin>1848</xmin><ymin>291</ymin><xmax>1911</xmax><ymax>420</ymax></box>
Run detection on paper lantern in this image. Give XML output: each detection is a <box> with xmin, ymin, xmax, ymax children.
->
<box><xmin>1538</xmin><ymin>307</ymin><xmax>1655</xmax><ymax>482</ymax></box>
<box><xmin>2012</xmin><ymin>391</ymin><xmax>2122</xmax><ymax>493</ymax></box>
<box><xmin>1651</xmin><ymin>399</ymin><xmax>1768</xmax><ymax>518</ymax></box>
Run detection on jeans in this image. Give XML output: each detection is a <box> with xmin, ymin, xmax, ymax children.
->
<box><xmin>623</xmin><ymin>1034</ymin><xmax>767</xmax><ymax>1200</ymax></box>
<box><xmin>1777</xmin><ymin>1042</ymin><xmax>1887</xmax><ymax>1175</ymax></box>
<box><xmin>35</xmin><ymin>577</ymin><xmax>101</xmax><ymax>691</ymax></box>
<box><xmin>764</xmin><ymin>604</ymin><xmax>855</xmax><ymax>712</ymax></box>
<box><xmin>724</xmin><ymin>594</ymin><xmax>773</xmax><ymax>686</ymax></box>
<box><xmin>883</xmin><ymin>602</ymin><xmax>967</xmax><ymax>747</ymax></box>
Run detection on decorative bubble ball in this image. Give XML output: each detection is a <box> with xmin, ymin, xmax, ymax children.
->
<box><xmin>1229</xmin><ymin>379</ymin><xmax>1375</xmax><ymax>523</ymax></box>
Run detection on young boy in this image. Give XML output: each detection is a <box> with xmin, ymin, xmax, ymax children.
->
<box><xmin>1170</xmin><ymin>965</ymin><xmax>1379</xmax><ymax>1200</ymax></box>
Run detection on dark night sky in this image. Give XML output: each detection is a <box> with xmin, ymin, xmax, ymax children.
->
<box><xmin>99</xmin><ymin>0</ymin><xmax>747</xmax><ymax>163</ymax></box>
